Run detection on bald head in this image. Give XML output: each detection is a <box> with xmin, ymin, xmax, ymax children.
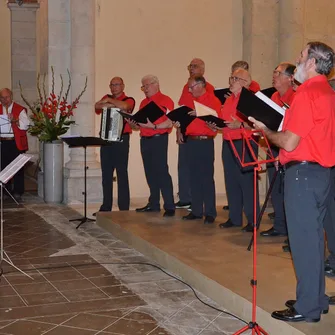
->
<box><xmin>0</xmin><ymin>88</ymin><xmax>13</xmax><ymax>107</ymax></box>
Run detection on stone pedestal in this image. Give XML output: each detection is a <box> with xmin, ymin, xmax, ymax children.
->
<box><xmin>7</xmin><ymin>0</ymin><xmax>39</xmax><ymax>159</ymax></box>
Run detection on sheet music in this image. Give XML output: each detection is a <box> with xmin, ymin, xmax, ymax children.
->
<box><xmin>194</xmin><ymin>101</ymin><xmax>218</xmax><ymax>117</ymax></box>
<box><xmin>0</xmin><ymin>154</ymin><xmax>31</xmax><ymax>184</ymax></box>
<box><xmin>0</xmin><ymin>115</ymin><xmax>12</xmax><ymax>135</ymax></box>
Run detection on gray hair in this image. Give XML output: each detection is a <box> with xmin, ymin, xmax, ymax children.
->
<box><xmin>141</xmin><ymin>75</ymin><xmax>159</xmax><ymax>85</ymax></box>
<box><xmin>307</xmin><ymin>42</ymin><xmax>334</xmax><ymax>76</ymax></box>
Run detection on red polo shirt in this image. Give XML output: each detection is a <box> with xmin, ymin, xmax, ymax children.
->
<box><xmin>249</xmin><ymin>80</ymin><xmax>261</xmax><ymax>93</ymax></box>
<box><xmin>271</xmin><ymin>87</ymin><xmax>295</xmax><ymax>107</ymax></box>
<box><xmin>179</xmin><ymin>81</ymin><xmax>215</xmax><ymax>108</ymax></box>
<box><xmin>185</xmin><ymin>91</ymin><xmax>221</xmax><ymax>136</ymax></box>
<box><xmin>139</xmin><ymin>91</ymin><xmax>174</xmax><ymax>137</ymax></box>
<box><xmin>219</xmin><ymin>92</ymin><xmax>252</xmax><ymax>140</ymax></box>
<box><xmin>95</xmin><ymin>92</ymin><xmax>135</xmax><ymax>134</ymax></box>
<box><xmin>279</xmin><ymin>75</ymin><xmax>335</xmax><ymax>167</ymax></box>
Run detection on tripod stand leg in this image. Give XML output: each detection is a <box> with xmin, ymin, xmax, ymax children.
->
<box><xmin>1</xmin><ymin>251</ymin><xmax>33</xmax><ymax>279</ymax></box>
<box><xmin>233</xmin><ymin>325</ymin><xmax>250</xmax><ymax>335</ymax></box>
<box><xmin>256</xmin><ymin>325</ymin><xmax>269</xmax><ymax>335</ymax></box>
<box><xmin>75</xmin><ymin>217</ymin><xmax>95</xmax><ymax>229</ymax></box>
<box><xmin>247</xmin><ymin>168</ymin><xmax>279</xmax><ymax>251</ymax></box>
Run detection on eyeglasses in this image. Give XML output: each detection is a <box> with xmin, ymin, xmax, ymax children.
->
<box><xmin>187</xmin><ymin>64</ymin><xmax>200</xmax><ymax>70</ymax></box>
<box><xmin>273</xmin><ymin>70</ymin><xmax>290</xmax><ymax>77</ymax></box>
<box><xmin>188</xmin><ymin>82</ymin><xmax>200</xmax><ymax>91</ymax></box>
<box><xmin>229</xmin><ymin>76</ymin><xmax>247</xmax><ymax>83</ymax></box>
<box><xmin>109</xmin><ymin>83</ymin><xmax>122</xmax><ymax>87</ymax></box>
<box><xmin>141</xmin><ymin>82</ymin><xmax>156</xmax><ymax>91</ymax></box>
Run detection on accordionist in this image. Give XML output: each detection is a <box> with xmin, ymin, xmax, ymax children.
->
<box><xmin>94</xmin><ymin>77</ymin><xmax>135</xmax><ymax>215</ymax></box>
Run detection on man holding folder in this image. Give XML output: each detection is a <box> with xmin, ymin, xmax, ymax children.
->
<box><xmin>131</xmin><ymin>75</ymin><xmax>175</xmax><ymax>217</ymax></box>
<box><xmin>250</xmin><ymin>42</ymin><xmax>335</xmax><ymax>323</ymax></box>
<box><xmin>181</xmin><ymin>76</ymin><xmax>221</xmax><ymax>224</ymax></box>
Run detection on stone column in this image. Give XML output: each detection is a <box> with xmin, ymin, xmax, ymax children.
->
<box><xmin>7</xmin><ymin>0</ymin><xmax>39</xmax><ymax>156</ymax></box>
<box><xmin>63</xmin><ymin>0</ymin><xmax>102</xmax><ymax>204</ymax></box>
<box><xmin>242</xmin><ymin>0</ymin><xmax>280</xmax><ymax>88</ymax></box>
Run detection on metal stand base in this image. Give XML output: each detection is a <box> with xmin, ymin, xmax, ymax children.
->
<box><xmin>0</xmin><ymin>250</ymin><xmax>33</xmax><ymax>279</ymax></box>
<box><xmin>70</xmin><ymin>217</ymin><xmax>96</xmax><ymax>229</ymax></box>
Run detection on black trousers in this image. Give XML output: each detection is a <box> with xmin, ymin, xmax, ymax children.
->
<box><xmin>0</xmin><ymin>139</ymin><xmax>25</xmax><ymax>195</ymax></box>
<box><xmin>223</xmin><ymin>139</ymin><xmax>260</xmax><ymax>226</ymax></box>
<box><xmin>177</xmin><ymin>141</ymin><xmax>191</xmax><ymax>203</ymax></box>
<box><xmin>187</xmin><ymin>138</ymin><xmax>216</xmax><ymax>218</ymax></box>
<box><xmin>285</xmin><ymin>163</ymin><xmax>330</xmax><ymax>318</ymax></box>
<box><xmin>267</xmin><ymin>146</ymin><xmax>287</xmax><ymax>234</ymax></box>
<box><xmin>140</xmin><ymin>134</ymin><xmax>174</xmax><ymax>211</ymax></box>
<box><xmin>323</xmin><ymin>167</ymin><xmax>335</xmax><ymax>268</ymax></box>
<box><xmin>100</xmin><ymin>134</ymin><xmax>130</xmax><ymax>211</ymax></box>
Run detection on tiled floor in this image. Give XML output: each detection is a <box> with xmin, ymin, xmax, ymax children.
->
<box><xmin>0</xmin><ymin>194</ymin><xmax>250</xmax><ymax>335</ymax></box>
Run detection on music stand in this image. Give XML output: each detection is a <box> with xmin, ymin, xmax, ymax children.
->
<box><xmin>227</xmin><ymin>129</ymin><xmax>275</xmax><ymax>335</ymax></box>
<box><xmin>0</xmin><ymin>154</ymin><xmax>33</xmax><ymax>279</ymax></box>
<box><xmin>62</xmin><ymin>136</ymin><xmax>107</xmax><ymax>229</ymax></box>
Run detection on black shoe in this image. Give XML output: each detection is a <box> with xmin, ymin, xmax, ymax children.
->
<box><xmin>93</xmin><ymin>209</ymin><xmax>110</xmax><ymax>216</ymax></box>
<box><xmin>285</xmin><ymin>300</ymin><xmax>328</xmax><ymax>314</ymax></box>
<box><xmin>325</xmin><ymin>265</ymin><xmax>335</xmax><ymax>277</ymax></box>
<box><xmin>282</xmin><ymin>244</ymin><xmax>291</xmax><ymax>253</ymax></box>
<box><xmin>219</xmin><ymin>219</ymin><xmax>239</xmax><ymax>229</ymax></box>
<box><xmin>284</xmin><ymin>238</ymin><xmax>289</xmax><ymax>244</ymax></box>
<box><xmin>204</xmin><ymin>216</ymin><xmax>215</xmax><ymax>224</ymax></box>
<box><xmin>241</xmin><ymin>223</ymin><xmax>254</xmax><ymax>232</ymax></box>
<box><xmin>136</xmin><ymin>205</ymin><xmax>160</xmax><ymax>213</ymax></box>
<box><xmin>329</xmin><ymin>296</ymin><xmax>335</xmax><ymax>305</ymax></box>
<box><xmin>175</xmin><ymin>201</ymin><xmax>191</xmax><ymax>209</ymax></box>
<box><xmin>163</xmin><ymin>210</ymin><xmax>175</xmax><ymax>217</ymax></box>
<box><xmin>222</xmin><ymin>205</ymin><xmax>229</xmax><ymax>211</ymax></box>
<box><xmin>182</xmin><ymin>213</ymin><xmax>202</xmax><ymax>220</ymax></box>
<box><xmin>260</xmin><ymin>227</ymin><xmax>287</xmax><ymax>237</ymax></box>
<box><xmin>268</xmin><ymin>212</ymin><xmax>275</xmax><ymax>219</ymax></box>
<box><xmin>271</xmin><ymin>308</ymin><xmax>320</xmax><ymax>323</ymax></box>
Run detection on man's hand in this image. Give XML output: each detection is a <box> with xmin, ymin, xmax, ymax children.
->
<box><xmin>176</xmin><ymin>128</ymin><xmax>184</xmax><ymax>144</ymax></box>
<box><xmin>126</xmin><ymin>118</ymin><xmax>139</xmax><ymax>130</ymax></box>
<box><xmin>138</xmin><ymin>118</ymin><xmax>155</xmax><ymax>129</ymax></box>
<box><xmin>248</xmin><ymin>116</ymin><xmax>268</xmax><ymax>131</ymax></box>
<box><xmin>225</xmin><ymin>116</ymin><xmax>241</xmax><ymax>129</ymax></box>
<box><xmin>173</xmin><ymin>121</ymin><xmax>181</xmax><ymax>128</ymax></box>
<box><xmin>206</xmin><ymin>122</ymin><xmax>219</xmax><ymax>132</ymax></box>
<box><xmin>188</xmin><ymin>110</ymin><xmax>196</xmax><ymax>116</ymax></box>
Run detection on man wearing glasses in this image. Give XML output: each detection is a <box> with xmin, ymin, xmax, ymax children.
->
<box><xmin>260</xmin><ymin>63</ymin><xmax>296</xmax><ymax>238</ymax></box>
<box><xmin>133</xmin><ymin>75</ymin><xmax>176</xmax><ymax>217</ymax></box>
<box><xmin>181</xmin><ymin>76</ymin><xmax>221</xmax><ymax>225</ymax></box>
<box><xmin>175</xmin><ymin>58</ymin><xmax>214</xmax><ymax>211</ymax></box>
<box><xmin>94</xmin><ymin>77</ymin><xmax>135</xmax><ymax>215</ymax></box>
<box><xmin>216</xmin><ymin>69</ymin><xmax>260</xmax><ymax>232</ymax></box>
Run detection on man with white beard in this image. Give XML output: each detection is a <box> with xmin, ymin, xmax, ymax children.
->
<box><xmin>249</xmin><ymin>42</ymin><xmax>335</xmax><ymax>323</ymax></box>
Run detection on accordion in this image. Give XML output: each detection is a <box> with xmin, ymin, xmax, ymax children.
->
<box><xmin>100</xmin><ymin>107</ymin><xmax>124</xmax><ymax>142</ymax></box>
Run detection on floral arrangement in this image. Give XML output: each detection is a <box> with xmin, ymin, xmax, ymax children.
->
<box><xmin>19</xmin><ymin>67</ymin><xmax>87</xmax><ymax>142</ymax></box>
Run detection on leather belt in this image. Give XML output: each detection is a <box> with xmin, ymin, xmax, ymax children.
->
<box><xmin>141</xmin><ymin>133</ymin><xmax>168</xmax><ymax>139</ymax></box>
<box><xmin>284</xmin><ymin>160</ymin><xmax>320</xmax><ymax>170</ymax></box>
<box><xmin>0</xmin><ymin>137</ymin><xmax>15</xmax><ymax>141</ymax></box>
<box><xmin>188</xmin><ymin>135</ymin><xmax>214</xmax><ymax>140</ymax></box>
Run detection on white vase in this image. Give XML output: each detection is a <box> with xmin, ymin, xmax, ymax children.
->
<box><xmin>43</xmin><ymin>140</ymin><xmax>64</xmax><ymax>203</ymax></box>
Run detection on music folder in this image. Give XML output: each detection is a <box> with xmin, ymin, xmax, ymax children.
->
<box><xmin>197</xmin><ymin>115</ymin><xmax>226</xmax><ymax>128</ymax></box>
<box><xmin>260</xmin><ymin>87</ymin><xmax>277</xmax><ymax>98</ymax></box>
<box><xmin>166</xmin><ymin>105</ymin><xmax>195</xmax><ymax>131</ymax></box>
<box><xmin>118</xmin><ymin>101</ymin><xmax>164</xmax><ymax>124</ymax></box>
<box><xmin>236</xmin><ymin>87</ymin><xmax>284</xmax><ymax>131</ymax></box>
<box><xmin>214</xmin><ymin>88</ymin><xmax>231</xmax><ymax>104</ymax></box>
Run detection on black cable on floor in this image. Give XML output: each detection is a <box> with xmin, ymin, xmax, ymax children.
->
<box><xmin>0</xmin><ymin>260</ymin><xmax>248</xmax><ymax>325</ymax></box>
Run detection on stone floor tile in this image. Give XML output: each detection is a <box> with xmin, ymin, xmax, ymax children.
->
<box><xmin>21</xmin><ymin>292</ymin><xmax>68</xmax><ymax>306</ymax></box>
<box><xmin>62</xmin><ymin>312</ymin><xmax>118</xmax><ymax>330</ymax></box>
<box><xmin>13</xmin><ymin>282</ymin><xmax>57</xmax><ymax>295</ymax></box>
<box><xmin>0</xmin><ymin>296</ymin><xmax>26</xmax><ymax>309</ymax></box>
<box><xmin>104</xmin><ymin>318</ymin><xmax>157</xmax><ymax>334</ymax></box>
<box><xmin>88</xmin><ymin>275</ymin><xmax>122</xmax><ymax>287</ymax></box>
<box><xmin>60</xmin><ymin>288</ymin><xmax>109</xmax><ymax>302</ymax></box>
<box><xmin>0</xmin><ymin>319</ymin><xmax>55</xmax><ymax>335</ymax></box>
<box><xmin>41</xmin><ymin>325</ymin><xmax>96</xmax><ymax>334</ymax></box>
<box><xmin>51</xmin><ymin>278</ymin><xmax>97</xmax><ymax>291</ymax></box>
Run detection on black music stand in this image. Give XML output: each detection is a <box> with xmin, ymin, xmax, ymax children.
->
<box><xmin>62</xmin><ymin>136</ymin><xmax>106</xmax><ymax>229</ymax></box>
